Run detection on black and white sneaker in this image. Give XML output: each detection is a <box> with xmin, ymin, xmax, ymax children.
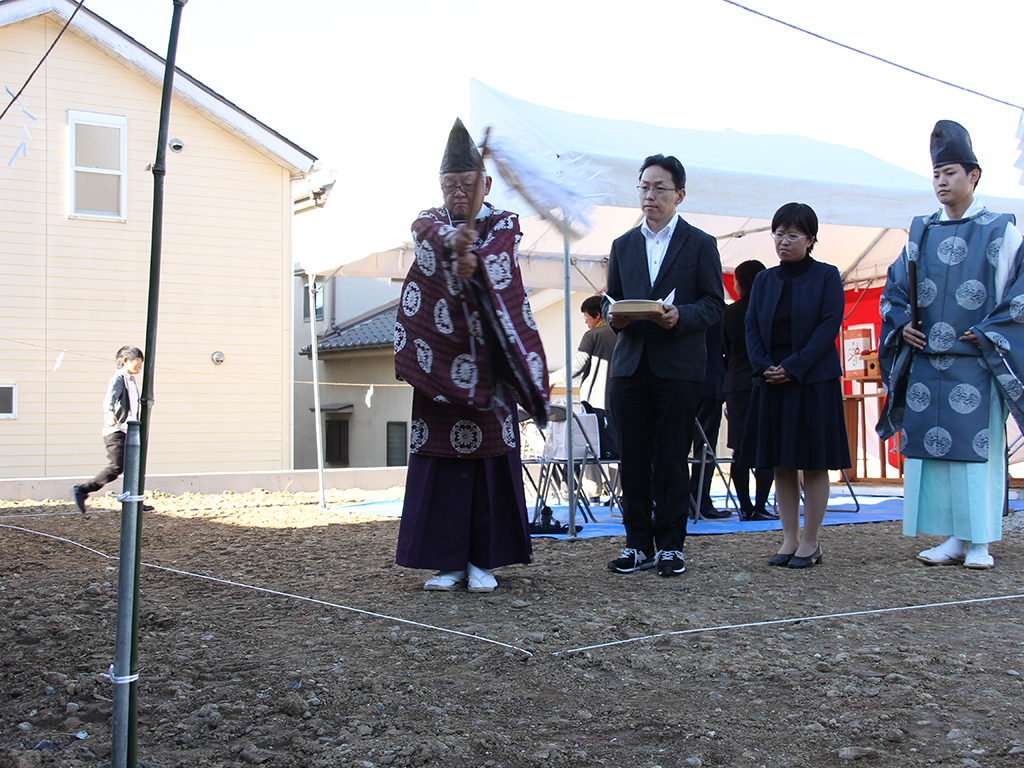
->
<box><xmin>656</xmin><ymin>550</ymin><xmax>686</xmax><ymax>577</ymax></box>
<box><xmin>607</xmin><ymin>548</ymin><xmax>655</xmax><ymax>573</ymax></box>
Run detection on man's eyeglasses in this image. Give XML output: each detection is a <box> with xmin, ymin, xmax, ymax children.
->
<box><xmin>441</xmin><ymin>183</ymin><xmax>477</xmax><ymax>195</ymax></box>
<box><xmin>772</xmin><ymin>231</ymin><xmax>808</xmax><ymax>243</ymax></box>
<box><xmin>636</xmin><ymin>184</ymin><xmax>677</xmax><ymax>195</ymax></box>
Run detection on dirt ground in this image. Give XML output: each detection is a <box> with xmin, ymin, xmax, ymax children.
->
<box><xmin>2</xmin><ymin>487</ymin><xmax>1023</xmax><ymax>768</ymax></box>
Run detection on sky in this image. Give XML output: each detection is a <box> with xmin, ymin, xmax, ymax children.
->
<box><xmin>78</xmin><ymin>0</ymin><xmax>1024</xmax><ymax>270</ymax></box>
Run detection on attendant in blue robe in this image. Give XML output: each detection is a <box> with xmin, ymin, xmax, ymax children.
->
<box><xmin>877</xmin><ymin>120</ymin><xmax>1024</xmax><ymax>570</ymax></box>
<box><xmin>741</xmin><ymin>203</ymin><xmax>850</xmax><ymax>569</ymax></box>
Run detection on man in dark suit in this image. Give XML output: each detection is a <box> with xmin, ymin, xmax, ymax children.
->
<box><xmin>604</xmin><ymin>154</ymin><xmax>725</xmax><ymax>576</ymax></box>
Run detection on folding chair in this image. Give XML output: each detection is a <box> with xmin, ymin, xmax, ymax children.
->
<box><xmin>688</xmin><ymin>416</ymin><xmax>738</xmax><ymax>521</ymax></box>
<box><xmin>528</xmin><ymin>406</ymin><xmax>620</xmax><ymax>525</ymax></box>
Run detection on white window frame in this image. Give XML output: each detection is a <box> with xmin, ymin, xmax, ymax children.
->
<box><xmin>0</xmin><ymin>383</ymin><xmax>16</xmax><ymax>419</ymax></box>
<box><xmin>68</xmin><ymin>110</ymin><xmax>127</xmax><ymax>221</ymax></box>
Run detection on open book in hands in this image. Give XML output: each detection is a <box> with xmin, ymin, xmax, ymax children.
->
<box><xmin>605</xmin><ymin>289</ymin><xmax>675</xmax><ymax>319</ymax></box>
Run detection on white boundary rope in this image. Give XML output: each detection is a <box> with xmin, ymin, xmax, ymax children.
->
<box><xmin>0</xmin><ymin>523</ymin><xmax>533</xmax><ymax>657</ymax></box>
<box><xmin>6</xmin><ymin>520</ymin><xmax>1023</xmax><ymax>661</ymax></box>
<box><xmin>553</xmin><ymin>593</ymin><xmax>1024</xmax><ymax>656</ymax></box>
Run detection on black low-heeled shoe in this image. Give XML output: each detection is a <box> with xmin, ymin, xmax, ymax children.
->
<box><xmin>787</xmin><ymin>547</ymin><xmax>822</xmax><ymax>569</ymax></box>
<box><xmin>768</xmin><ymin>552</ymin><xmax>794</xmax><ymax>566</ymax></box>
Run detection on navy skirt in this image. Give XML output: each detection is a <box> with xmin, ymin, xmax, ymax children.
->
<box><xmin>396</xmin><ymin>451</ymin><xmax>532</xmax><ymax>571</ymax></box>
<box><xmin>739</xmin><ymin>378</ymin><xmax>850</xmax><ymax>471</ymax></box>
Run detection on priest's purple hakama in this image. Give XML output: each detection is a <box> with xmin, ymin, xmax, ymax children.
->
<box><xmin>394</xmin><ymin>201</ymin><xmax>549</xmax><ymax>571</ymax></box>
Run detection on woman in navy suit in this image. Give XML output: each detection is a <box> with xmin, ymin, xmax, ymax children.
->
<box><xmin>741</xmin><ymin>203</ymin><xmax>850</xmax><ymax>568</ymax></box>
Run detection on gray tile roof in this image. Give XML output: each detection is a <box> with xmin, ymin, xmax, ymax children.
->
<box><xmin>301</xmin><ymin>302</ymin><xmax>397</xmax><ymax>356</ymax></box>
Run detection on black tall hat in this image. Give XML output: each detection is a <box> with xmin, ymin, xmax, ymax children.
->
<box><xmin>439</xmin><ymin>118</ymin><xmax>482</xmax><ymax>174</ymax></box>
<box><xmin>930</xmin><ymin>120</ymin><xmax>979</xmax><ymax>169</ymax></box>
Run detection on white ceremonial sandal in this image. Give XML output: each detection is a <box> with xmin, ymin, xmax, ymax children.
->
<box><xmin>917</xmin><ymin>537</ymin><xmax>965</xmax><ymax>566</ymax></box>
<box><xmin>467</xmin><ymin>562</ymin><xmax>497</xmax><ymax>593</ymax></box>
<box><xmin>964</xmin><ymin>544</ymin><xmax>995</xmax><ymax>570</ymax></box>
<box><xmin>424</xmin><ymin>570</ymin><xmax>467</xmax><ymax>591</ymax></box>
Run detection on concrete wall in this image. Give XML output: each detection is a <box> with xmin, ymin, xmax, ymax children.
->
<box><xmin>0</xmin><ymin>466</ymin><xmax>407</xmax><ymax>502</ymax></box>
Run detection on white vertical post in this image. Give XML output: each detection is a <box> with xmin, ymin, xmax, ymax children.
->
<box><xmin>307</xmin><ymin>272</ymin><xmax>327</xmax><ymax>508</ymax></box>
<box><xmin>563</xmin><ymin>228</ymin><xmax>577</xmax><ymax>534</ymax></box>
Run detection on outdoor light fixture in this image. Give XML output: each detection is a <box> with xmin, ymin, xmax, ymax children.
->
<box><xmin>211</xmin><ymin>351</ymin><xmax>224</xmax><ymax>365</ymax></box>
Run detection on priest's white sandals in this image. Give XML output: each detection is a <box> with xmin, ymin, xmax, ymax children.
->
<box><xmin>423</xmin><ymin>564</ymin><xmax>498</xmax><ymax>592</ymax></box>
<box><xmin>424</xmin><ymin>570</ymin><xmax>467</xmax><ymax>591</ymax></box>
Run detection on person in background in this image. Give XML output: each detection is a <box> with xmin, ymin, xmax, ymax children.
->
<box><xmin>549</xmin><ymin>294</ymin><xmax>619</xmax><ymax>501</ymax></box>
<box><xmin>550</xmin><ymin>294</ymin><xmax>617</xmax><ymax>410</ymax></box>
<box><xmin>393</xmin><ymin>118</ymin><xmax>549</xmax><ymax>593</ymax></box>
<box><xmin>722</xmin><ymin>260</ymin><xmax>777</xmax><ymax>521</ymax></box>
<box><xmin>742</xmin><ymin>203</ymin><xmax>850</xmax><ymax>568</ymax></box>
<box><xmin>877</xmin><ymin>120</ymin><xmax>1024</xmax><ymax>570</ymax></box>
<box><xmin>71</xmin><ymin>345</ymin><xmax>143</xmax><ymax>513</ymax></box>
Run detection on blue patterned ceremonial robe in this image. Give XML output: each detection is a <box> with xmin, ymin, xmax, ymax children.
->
<box><xmin>878</xmin><ymin>203</ymin><xmax>1024</xmax><ymax>542</ymax></box>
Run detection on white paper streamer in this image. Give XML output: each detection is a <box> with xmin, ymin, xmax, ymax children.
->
<box><xmin>52</xmin><ymin>350</ymin><xmax>65</xmax><ymax>372</ymax></box>
<box><xmin>483</xmin><ymin>130</ymin><xmax>604</xmax><ymax>240</ymax></box>
<box><xmin>364</xmin><ymin>383</ymin><xmax>374</xmax><ymax>408</ymax></box>
<box><xmin>1015</xmin><ymin>111</ymin><xmax>1024</xmax><ymax>185</ymax></box>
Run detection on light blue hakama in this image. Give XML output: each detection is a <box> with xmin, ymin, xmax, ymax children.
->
<box><xmin>903</xmin><ymin>382</ymin><xmax>1005</xmax><ymax>543</ymax></box>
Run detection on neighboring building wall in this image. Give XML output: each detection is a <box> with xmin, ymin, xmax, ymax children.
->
<box><xmin>320</xmin><ymin>350</ymin><xmax>412</xmax><ymax>469</ymax></box>
<box><xmin>292</xmin><ymin>275</ymin><xmax>401</xmax><ymax>469</ymax></box>
<box><xmin>0</xmin><ymin>16</ymin><xmax>295</xmax><ymax>478</ymax></box>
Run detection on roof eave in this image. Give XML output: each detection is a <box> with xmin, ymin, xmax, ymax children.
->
<box><xmin>1</xmin><ymin>0</ymin><xmax>317</xmax><ymax>178</ymax></box>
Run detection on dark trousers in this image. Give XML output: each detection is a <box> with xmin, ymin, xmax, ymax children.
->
<box><xmin>80</xmin><ymin>431</ymin><xmax>126</xmax><ymax>495</ymax></box>
<box><xmin>689</xmin><ymin>396</ymin><xmax>724</xmax><ymax>514</ymax></box>
<box><xmin>396</xmin><ymin>451</ymin><xmax>531</xmax><ymax>571</ymax></box>
<box><xmin>610</xmin><ymin>356</ymin><xmax>698</xmax><ymax>554</ymax></box>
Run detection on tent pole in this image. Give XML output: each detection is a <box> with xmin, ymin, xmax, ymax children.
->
<box><xmin>307</xmin><ymin>272</ymin><xmax>327</xmax><ymax>508</ymax></box>
<box><xmin>563</xmin><ymin>226</ymin><xmax>577</xmax><ymax>535</ymax></box>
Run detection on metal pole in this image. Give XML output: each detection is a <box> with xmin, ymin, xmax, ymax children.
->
<box><xmin>130</xmin><ymin>3</ymin><xmax>187</xmax><ymax>764</ymax></box>
<box><xmin>307</xmin><ymin>272</ymin><xmax>327</xmax><ymax>508</ymax></box>
<box><xmin>110</xmin><ymin>421</ymin><xmax>141</xmax><ymax>768</ymax></box>
<box><xmin>563</xmin><ymin>229</ymin><xmax>577</xmax><ymax>534</ymax></box>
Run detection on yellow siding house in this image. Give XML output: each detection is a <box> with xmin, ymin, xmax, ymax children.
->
<box><xmin>0</xmin><ymin>0</ymin><xmax>317</xmax><ymax>479</ymax></box>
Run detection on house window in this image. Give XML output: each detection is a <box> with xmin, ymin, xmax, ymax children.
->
<box><xmin>68</xmin><ymin>110</ymin><xmax>127</xmax><ymax>220</ymax></box>
<box><xmin>386</xmin><ymin>422</ymin><xmax>407</xmax><ymax>467</ymax></box>
<box><xmin>325</xmin><ymin>418</ymin><xmax>349</xmax><ymax>465</ymax></box>
<box><xmin>0</xmin><ymin>384</ymin><xmax>15</xmax><ymax>419</ymax></box>
<box><xmin>303</xmin><ymin>279</ymin><xmax>324</xmax><ymax>322</ymax></box>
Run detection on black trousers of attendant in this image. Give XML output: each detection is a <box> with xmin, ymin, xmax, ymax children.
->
<box><xmin>80</xmin><ymin>431</ymin><xmax>126</xmax><ymax>495</ymax></box>
<box><xmin>610</xmin><ymin>353</ymin><xmax>698</xmax><ymax>555</ymax></box>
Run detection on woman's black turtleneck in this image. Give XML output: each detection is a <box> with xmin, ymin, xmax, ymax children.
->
<box><xmin>769</xmin><ymin>255</ymin><xmax>815</xmax><ymax>363</ymax></box>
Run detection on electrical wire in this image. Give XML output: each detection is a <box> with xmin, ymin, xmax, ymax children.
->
<box><xmin>0</xmin><ymin>0</ymin><xmax>85</xmax><ymax>125</ymax></box>
<box><xmin>720</xmin><ymin>0</ymin><xmax>1024</xmax><ymax>112</ymax></box>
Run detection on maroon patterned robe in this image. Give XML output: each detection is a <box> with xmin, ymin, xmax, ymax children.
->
<box><xmin>394</xmin><ymin>202</ymin><xmax>549</xmax><ymax>458</ymax></box>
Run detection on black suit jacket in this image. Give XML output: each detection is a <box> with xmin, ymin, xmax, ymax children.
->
<box><xmin>604</xmin><ymin>216</ymin><xmax>725</xmax><ymax>381</ymax></box>
<box><xmin>721</xmin><ymin>294</ymin><xmax>754</xmax><ymax>394</ymax></box>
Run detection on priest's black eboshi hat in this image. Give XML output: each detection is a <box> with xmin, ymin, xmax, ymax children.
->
<box><xmin>439</xmin><ymin>118</ymin><xmax>482</xmax><ymax>174</ymax></box>
<box><xmin>930</xmin><ymin>120</ymin><xmax>979</xmax><ymax>169</ymax></box>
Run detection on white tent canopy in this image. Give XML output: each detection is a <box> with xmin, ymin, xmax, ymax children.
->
<box><xmin>338</xmin><ymin>79</ymin><xmax>1024</xmax><ymax>289</ymax></box>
